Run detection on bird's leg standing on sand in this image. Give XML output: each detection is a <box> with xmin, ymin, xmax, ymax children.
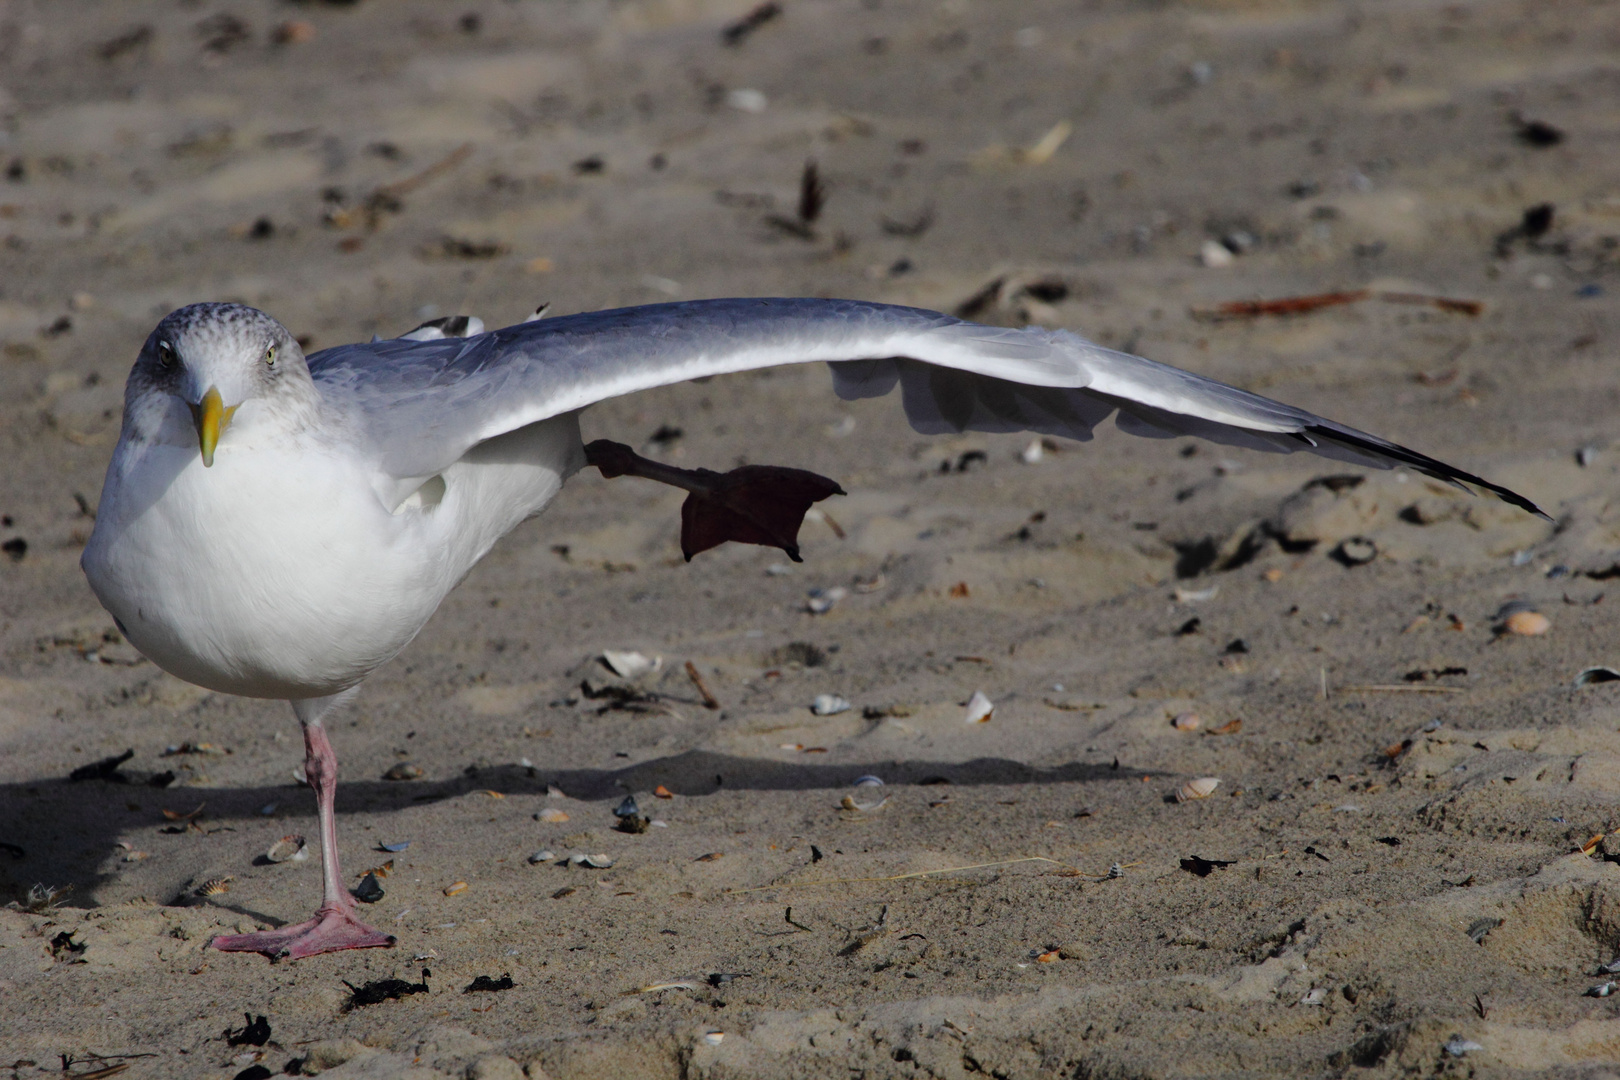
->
<box><xmin>211</xmin><ymin>691</ymin><xmax>395</xmax><ymax>959</ymax></box>
<box><xmin>583</xmin><ymin>438</ymin><xmax>844</xmax><ymax>562</ymax></box>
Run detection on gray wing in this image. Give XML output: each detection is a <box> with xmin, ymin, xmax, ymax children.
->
<box><xmin>307</xmin><ymin>297</ymin><xmax>1542</xmax><ymax>517</ymax></box>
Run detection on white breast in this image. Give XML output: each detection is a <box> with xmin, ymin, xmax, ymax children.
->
<box><xmin>81</xmin><ymin>413</ymin><xmax>582</xmax><ymax>700</ymax></box>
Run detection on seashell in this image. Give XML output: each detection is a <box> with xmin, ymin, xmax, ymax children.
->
<box><xmin>1173</xmin><ymin>585</ymin><xmax>1218</xmax><ymax>604</ymax></box>
<box><xmin>383</xmin><ymin>762</ymin><xmax>423</xmax><ymax>781</ymax></box>
<box><xmin>364</xmin><ymin>859</ymin><xmax>395</xmax><ymax>879</ymax></box>
<box><xmin>613</xmin><ymin>795</ymin><xmax>641</xmax><ymax>819</ymax></box>
<box><xmin>964</xmin><ymin>691</ymin><xmax>994</xmax><ymax>724</ymax></box>
<box><xmin>602</xmin><ymin>650</ymin><xmax>659</xmax><ymax>679</ymax></box>
<box><xmin>806</xmin><ymin>586</ymin><xmax>847</xmax><ymax>614</ymax></box>
<box><xmin>811</xmin><ymin>693</ymin><xmax>851</xmax><ymax>716</ymax></box>
<box><xmin>195</xmin><ymin>877</ymin><xmax>232</xmax><ymax>898</ymax></box>
<box><xmin>1332</xmin><ymin>537</ymin><xmax>1377</xmax><ymax>566</ymax></box>
<box><xmin>766</xmin><ymin>562</ymin><xmax>793</xmax><ymax>576</ymax></box>
<box><xmin>266</xmin><ymin>835</ymin><xmax>308</xmax><ymax>863</ymax></box>
<box><xmin>654</xmin><ymin>785</ymin><xmax>674</xmax><ymax>799</ymax></box>
<box><xmin>1299</xmin><ymin>987</ymin><xmax>1327</xmax><ymax>1006</ymax></box>
<box><xmin>1576</xmin><ymin>667</ymin><xmax>1620</xmax><ymax>687</ymax></box>
<box><xmin>1172</xmin><ymin>712</ymin><xmax>1201</xmax><ymax>731</ymax></box>
<box><xmin>354</xmin><ymin>873</ymin><xmax>385</xmax><ymax>903</ymax></box>
<box><xmin>570</xmin><ymin>853</ymin><xmax>614</xmax><ymax>868</ymax></box>
<box><xmin>537</xmin><ymin>808</ymin><xmax>570</xmax><ymax>823</ymax></box>
<box><xmin>528</xmin><ymin>849</ymin><xmax>557</xmax><ymax>864</ymax></box>
<box><xmin>1035</xmin><ymin>949</ymin><xmax>1060</xmax><ymax>963</ymax></box>
<box><xmin>1020</xmin><ymin>439</ymin><xmax>1044</xmax><ymax>464</ymax></box>
<box><xmin>840</xmin><ymin>793</ymin><xmax>889</xmax><ymax>812</ymax></box>
<box><xmin>1444</xmin><ymin>1037</ymin><xmax>1484</xmax><ymax>1056</ymax></box>
<box><xmin>443</xmin><ymin>881</ymin><xmax>469</xmax><ymax>896</ymax></box>
<box><xmin>1588</xmin><ymin>981</ymin><xmax>1617</xmax><ymax>998</ymax></box>
<box><xmin>699</xmin><ymin>1032</ymin><xmax>725</xmax><ymax>1047</ymax></box>
<box><xmin>853</xmin><ymin>573</ymin><xmax>885</xmax><ymax>593</ymax></box>
<box><xmin>1504</xmin><ymin>610</ymin><xmax>1550</xmax><ymax>636</ymax></box>
<box><xmin>853</xmin><ymin>775</ymin><xmax>884</xmax><ymax>788</ymax></box>
<box><xmin>474</xmin><ymin>789</ymin><xmax>504</xmax><ymax>799</ymax></box>
<box><xmin>377</xmin><ymin>841</ymin><xmax>410</xmax><ymax>853</ymax></box>
<box><xmin>695</xmin><ymin>852</ymin><xmax>724</xmax><ymax>862</ymax></box>
<box><xmin>546</xmin><ymin>785</ymin><xmax>566</xmax><ymax>798</ymax></box>
<box><xmin>1176</xmin><ymin>777</ymin><xmax>1220</xmax><ymax>802</ymax></box>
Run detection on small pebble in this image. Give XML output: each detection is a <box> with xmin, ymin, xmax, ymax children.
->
<box><xmin>811</xmin><ymin>693</ymin><xmax>851</xmax><ymax>716</ymax></box>
<box><xmin>1199</xmin><ymin>240</ymin><xmax>1234</xmax><ymax>268</ymax></box>
<box><xmin>1503</xmin><ymin>610</ymin><xmax>1550</xmax><ymax>636</ymax></box>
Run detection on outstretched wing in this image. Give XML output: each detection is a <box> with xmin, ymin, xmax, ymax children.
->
<box><xmin>306</xmin><ymin>297</ymin><xmax>1542</xmax><ymax>517</ymax></box>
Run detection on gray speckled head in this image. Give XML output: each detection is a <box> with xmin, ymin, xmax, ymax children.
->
<box><xmin>123</xmin><ymin>302</ymin><xmax>321</xmax><ymax>447</ymax></box>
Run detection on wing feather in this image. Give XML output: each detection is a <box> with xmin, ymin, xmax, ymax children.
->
<box><xmin>306</xmin><ymin>297</ymin><xmax>1542</xmax><ymax>516</ymax></box>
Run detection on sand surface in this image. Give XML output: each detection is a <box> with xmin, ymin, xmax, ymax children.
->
<box><xmin>2</xmin><ymin>1</ymin><xmax>1620</xmax><ymax>1077</ymax></box>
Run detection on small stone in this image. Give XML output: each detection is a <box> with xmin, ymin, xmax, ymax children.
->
<box><xmin>1503</xmin><ymin>610</ymin><xmax>1550</xmax><ymax>636</ymax></box>
<box><xmin>1199</xmin><ymin>240</ymin><xmax>1234</xmax><ymax>268</ymax></box>
<box><xmin>811</xmin><ymin>694</ymin><xmax>851</xmax><ymax>716</ymax></box>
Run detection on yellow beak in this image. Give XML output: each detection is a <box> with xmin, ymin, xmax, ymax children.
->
<box><xmin>188</xmin><ymin>386</ymin><xmax>238</xmax><ymax>468</ymax></box>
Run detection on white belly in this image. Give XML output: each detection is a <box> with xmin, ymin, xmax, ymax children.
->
<box><xmin>81</xmin><ymin>415</ymin><xmax>581</xmax><ymax>700</ymax></box>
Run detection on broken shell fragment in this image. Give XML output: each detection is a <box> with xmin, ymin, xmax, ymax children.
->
<box><xmin>811</xmin><ymin>693</ymin><xmax>851</xmax><ymax>716</ymax></box>
<box><xmin>964</xmin><ymin>691</ymin><xmax>994</xmax><ymax>724</ymax></box>
<box><xmin>1332</xmin><ymin>537</ymin><xmax>1378</xmax><ymax>566</ymax></box>
<box><xmin>266</xmin><ymin>835</ymin><xmax>308</xmax><ymax>863</ymax></box>
<box><xmin>1176</xmin><ymin>777</ymin><xmax>1220</xmax><ymax>802</ymax></box>
<box><xmin>602</xmin><ymin>649</ymin><xmax>660</xmax><ymax>679</ymax></box>
<box><xmin>806</xmin><ymin>586</ymin><xmax>847</xmax><ymax>614</ymax></box>
<box><xmin>570</xmin><ymin>853</ymin><xmax>615</xmax><ymax>868</ymax></box>
<box><xmin>1576</xmin><ymin>667</ymin><xmax>1620</xmax><ymax>687</ymax></box>
<box><xmin>1172</xmin><ymin>711</ymin><xmax>1201</xmax><ymax>731</ymax></box>
<box><xmin>1503</xmin><ymin>610</ymin><xmax>1550</xmax><ymax>636</ymax></box>
<box><xmin>383</xmin><ymin>762</ymin><xmax>423</xmax><ymax>781</ymax></box>
<box><xmin>443</xmin><ymin>880</ymin><xmax>469</xmax><ymax>896</ymax></box>
<box><xmin>354</xmin><ymin>873</ymin><xmax>385</xmax><ymax>903</ymax></box>
<box><xmin>537</xmin><ymin>808</ymin><xmax>570</xmax><ymax>823</ymax></box>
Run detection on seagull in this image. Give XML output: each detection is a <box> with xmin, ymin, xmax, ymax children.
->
<box><xmin>81</xmin><ymin>297</ymin><xmax>1540</xmax><ymax>960</ymax></box>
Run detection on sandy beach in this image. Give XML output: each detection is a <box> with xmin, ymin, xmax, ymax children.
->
<box><xmin>3</xmin><ymin>1</ymin><xmax>1620</xmax><ymax>1076</ymax></box>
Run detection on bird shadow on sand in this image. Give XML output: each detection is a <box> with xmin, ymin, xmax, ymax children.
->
<box><xmin>0</xmin><ymin>748</ymin><xmax>1148</xmax><ymax>909</ymax></box>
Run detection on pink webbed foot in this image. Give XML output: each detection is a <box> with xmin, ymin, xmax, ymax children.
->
<box><xmin>212</xmin><ymin>904</ymin><xmax>395</xmax><ymax>961</ymax></box>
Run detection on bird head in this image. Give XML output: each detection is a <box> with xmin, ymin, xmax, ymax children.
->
<box><xmin>136</xmin><ymin>303</ymin><xmax>308</xmax><ymax>466</ymax></box>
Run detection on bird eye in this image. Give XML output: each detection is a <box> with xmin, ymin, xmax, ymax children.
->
<box><xmin>156</xmin><ymin>341</ymin><xmax>176</xmax><ymax>369</ymax></box>
<box><xmin>264</xmin><ymin>344</ymin><xmax>277</xmax><ymax>367</ymax></box>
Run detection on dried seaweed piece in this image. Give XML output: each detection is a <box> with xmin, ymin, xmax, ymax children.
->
<box><xmin>224</xmin><ymin>1013</ymin><xmax>271</xmax><ymax>1047</ymax></box>
<box><xmin>68</xmin><ymin>748</ymin><xmax>133</xmax><ymax>782</ymax></box>
<box><xmin>464</xmin><ymin>973</ymin><xmax>514</xmax><ymax>993</ymax></box>
<box><xmin>342</xmin><ymin>968</ymin><xmax>430</xmax><ymax>1011</ymax></box>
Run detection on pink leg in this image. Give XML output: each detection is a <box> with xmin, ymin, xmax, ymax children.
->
<box><xmin>214</xmin><ymin>702</ymin><xmax>395</xmax><ymax>960</ymax></box>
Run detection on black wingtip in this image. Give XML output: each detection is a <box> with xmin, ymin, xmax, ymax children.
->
<box><xmin>1300</xmin><ymin>424</ymin><xmax>1548</xmax><ymax>520</ymax></box>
